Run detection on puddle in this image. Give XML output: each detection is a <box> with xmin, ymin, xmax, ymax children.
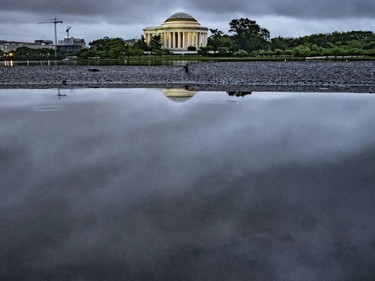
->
<box><xmin>1</xmin><ymin>87</ymin><xmax>375</xmax><ymax>280</ymax></box>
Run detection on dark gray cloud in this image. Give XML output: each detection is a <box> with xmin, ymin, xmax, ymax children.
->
<box><xmin>189</xmin><ymin>0</ymin><xmax>375</xmax><ymax>19</ymax></box>
<box><xmin>2</xmin><ymin>0</ymin><xmax>375</xmax><ymax>19</ymax></box>
<box><xmin>1</xmin><ymin>89</ymin><xmax>375</xmax><ymax>281</ymax></box>
<box><xmin>0</xmin><ymin>0</ymin><xmax>374</xmax><ymax>42</ymax></box>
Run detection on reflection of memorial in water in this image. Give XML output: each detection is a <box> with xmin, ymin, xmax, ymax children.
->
<box><xmin>161</xmin><ymin>88</ymin><xmax>196</xmax><ymax>102</ymax></box>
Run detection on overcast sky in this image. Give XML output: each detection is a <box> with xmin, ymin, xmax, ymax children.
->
<box><xmin>1</xmin><ymin>0</ymin><xmax>374</xmax><ymax>43</ymax></box>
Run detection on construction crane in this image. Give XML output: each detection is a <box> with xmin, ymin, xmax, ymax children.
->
<box><xmin>38</xmin><ymin>18</ymin><xmax>63</xmax><ymax>56</ymax></box>
<box><xmin>66</xmin><ymin>26</ymin><xmax>72</xmax><ymax>38</ymax></box>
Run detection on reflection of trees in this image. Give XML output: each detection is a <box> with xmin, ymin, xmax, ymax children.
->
<box><xmin>227</xmin><ymin>91</ymin><xmax>252</xmax><ymax>97</ymax></box>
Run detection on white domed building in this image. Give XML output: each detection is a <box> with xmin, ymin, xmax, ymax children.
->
<box><xmin>143</xmin><ymin>12</ymin><xmax>208</xmax><ymax>51</ymax></box>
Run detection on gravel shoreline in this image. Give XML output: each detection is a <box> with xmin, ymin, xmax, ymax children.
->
<box><xmin>0</xmin><ymin>61</ymin><xmax>374</xmax><ymax>92</ymax></box>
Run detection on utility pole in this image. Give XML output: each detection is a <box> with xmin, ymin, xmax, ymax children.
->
<box><xmin>38</xmin><ymin>18</ymin><xmax>63</xmax><ymax>57</ymax></box>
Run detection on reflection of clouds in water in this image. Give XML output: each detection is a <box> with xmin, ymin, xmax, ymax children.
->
<box><xmin>1</xmin><ymin>89</ymin><xmax>375</xmax><ymax>281</ymax></box>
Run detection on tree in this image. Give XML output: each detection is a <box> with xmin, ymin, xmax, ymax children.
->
<box><xmin>77</xmin><ymin>48</ymin><xmax>96</xmax><ymax>59</ymax></box>
<box><xmin>292</xmin><ymin>45</ymin><xmax>311</xmax><ymax>57</ymax></box>
<box><xmin>133</xmin><ymin>35</ymin><xmax>149</xmax><ymax>51</ymax></box>
<box><xmin>207</xmin><ymin>29</ymin><xmax>222</xmax><ymax>52</ymax></box>
<box><xmin>207</xmin><ymin>29</ymin><xmax>233</xmax><ymax>53</ymax></box>
<box><xmin>218</xmin><ymin>47</ymin><xmax>230</xmax><ymax>56</ymax></box>
<box><xmin>233</xmin><ymin>49</ymin><xmax>248</xmax><ymax>57</ymax></box>
<box><xmin>149</xmin><ymin>34</ymin><xmax>163</xmax><ymax>52</ymax></box>
<box><xmin>274</xmin><ymin>49</ymin><xmax>285</xmax><ymax>57</ymax></box>
<box><xmin>210</xmin><ymin>29</ymin><xmax>223</xmax><ymax>37</ymax></box>
<box><xmin>79</xmin><ymin>37</ymin><xmax>127</xmax><ymax>59</ymax></box>
<box><xmin>270</xmin><ymin>36</ymin><xmax>289</xmax><ymax>51</ymax></box>
<box><xmin>229</xmin><ymin>18</ymin><xmax>270</xmax><ymax>52</ymax></box>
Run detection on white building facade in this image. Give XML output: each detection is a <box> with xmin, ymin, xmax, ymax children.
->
<box><xmin>143</xmin><ymin>12</ymin><xmax>208</xmax><ymax>50</ymax></box>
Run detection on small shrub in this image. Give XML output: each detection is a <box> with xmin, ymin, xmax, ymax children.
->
<box><xmin>233</xmin><ymin>49</ymin><xmax>249</xmax><ymax>57</ymax></box>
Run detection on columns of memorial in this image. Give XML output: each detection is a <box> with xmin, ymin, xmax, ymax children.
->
<box><xmin>154</xmin><ymin>30</ymin><xmax>207</xmax><ymax>49</ymax></box>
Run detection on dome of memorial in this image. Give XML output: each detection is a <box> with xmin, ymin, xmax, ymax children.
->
<box><xmin>165</xmin><ymin>12</ymin><xmax>197</xmax><ymax>23</ymax></box>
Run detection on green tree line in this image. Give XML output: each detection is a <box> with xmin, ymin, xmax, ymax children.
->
<box><xmin>2</xmin><ymin>18</ymin><xmax>374</xmax><ymax>60</ymax></box>
<box><xmin>77</xmin><ymin>35</ymin><xmax>168</xmax><ymax>59</ymax></box>
<box><xmin>205</xmin><ymin>19</ymin><xmax>375</xmax><ymax>57</ymax></box>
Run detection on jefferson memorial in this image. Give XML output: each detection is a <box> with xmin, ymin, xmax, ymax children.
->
<box><xmin>143</xmin><ymin>12</ymin><xmax>208</xmax><ymax>51</ymax></box>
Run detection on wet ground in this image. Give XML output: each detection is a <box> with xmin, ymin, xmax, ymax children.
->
<box><xmin>1</xmin><ymin>88</ymin><xmax>375</xmax><ymax>281</ymax></box>
<box><xmin>0</xmin><ymin>61</ymin><xmax>374</xmax><ymax>92</ymax></box>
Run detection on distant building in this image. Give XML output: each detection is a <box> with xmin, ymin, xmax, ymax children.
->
<box><xmin>0</xmin><ymin>40</ymin><xmax>54</xmax><ymax>52</ymax></box>
<box><xmin>124</xmin><ymin>39</ymin><xmax>137</xmax><ymax>46</ymax></box>
<box><xmin>35</xmin><ymin>40</ymin><xmax>54</xmax><ymax>45</ymax></box>
<box><xmin>57</xmin><ymin>37</ymin><xmax>86</xmax><ymax>53</ymax></box>
<box><xmin>143</xmin><ymin>12</ymin><xmax>208</xmax><ymax>51</ymax></box>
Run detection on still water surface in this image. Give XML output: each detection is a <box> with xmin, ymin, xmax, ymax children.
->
<box><xmin>1</xmin><ymin>88</ymin><xmax>375</xmax><ymax>281</ymax></box>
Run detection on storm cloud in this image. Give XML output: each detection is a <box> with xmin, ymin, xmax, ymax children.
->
<box><xmin>2</xmin><ymin>0</ymin><xmax>375</xmax><ymax>19</ymax></box>
<box><xmin>0</xmin><ymin>0</ymin><xmax>374</xmax><ymax>43</ymax></box>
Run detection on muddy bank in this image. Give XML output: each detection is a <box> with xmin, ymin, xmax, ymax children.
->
<box><xmin>0</xmin><ymin>61</ymin><xmax>374</xmax><ymax>92</ymax></box>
